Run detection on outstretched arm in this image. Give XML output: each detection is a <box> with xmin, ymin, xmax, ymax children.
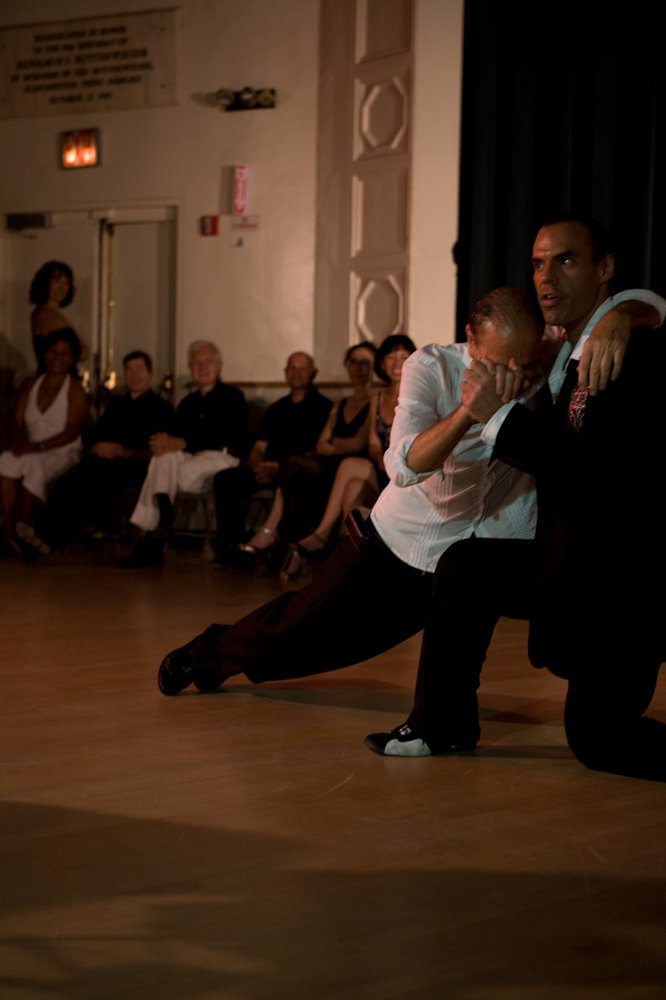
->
<box><xmin>579</xmin><ymin>294</ymin><xmax>663</xmax><ymax>394</ymax></box>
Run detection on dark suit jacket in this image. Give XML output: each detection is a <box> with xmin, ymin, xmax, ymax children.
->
<box><xmin>494</xmin><ymin>326</ymin><xmax>665</xmax><ymax>677</ymax></box>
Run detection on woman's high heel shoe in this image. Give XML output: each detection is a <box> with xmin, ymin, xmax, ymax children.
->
<box><xmin>238</xmin><ymin>526</ymin><xmax>276</xmax><ymax>558</ymax></box>
<box><xmin>14</xmin><ymin>522</ymin><xmax>51</xmax><ymax>561</ymax></box>
<box><xmin>279</xmin><ymin>544</ymin><xmax>307</xmax><ymax>581</ymax></box>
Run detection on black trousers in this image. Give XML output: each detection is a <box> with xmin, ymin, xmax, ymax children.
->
<box><xmin>38</xmin><ymin>457</ymin><xmax>148</xmax><ymax>550</ymax></box>
<box><xmin>213</xmin><ymin>463</ymin><xmax>258</xmax><ymax>552</ymax></box>
<box><xmin>191</xmin><ymin>523</ymin><xmax>433</xmax><ymax>683</ymax></box>
<box><xmin>406</xmin><ymin>537</ymin><xmax>666</xmax><ymax>780</ymax></box>
<box><xmin>406</xmin><ymin>538</ymin><xmax>534</xmax><ymax>750</ymax></box>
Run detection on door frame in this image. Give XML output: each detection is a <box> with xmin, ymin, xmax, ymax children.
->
<box><xmin>94</xmin><ymin>205</ymin><xmax>178</xmax><ymax>408</ymax></box>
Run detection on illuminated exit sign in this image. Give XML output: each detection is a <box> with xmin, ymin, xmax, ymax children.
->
<box><xmin>60</xmin><ymin>128</ymin><xmax>100</xmax><ymax>169</ymax></box>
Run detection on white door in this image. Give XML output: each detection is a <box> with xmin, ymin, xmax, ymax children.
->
<box><xmin>1</xmin><ymin>207</ymin><xmax>177</xmax><ymax>411</ymax></box>
<box><xmin>98</xmin><ymin>210</ymin><xmax>177</xmax><ymax>400</ymax></box>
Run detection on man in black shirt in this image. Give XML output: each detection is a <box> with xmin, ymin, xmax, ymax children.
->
<box><xmin>214</xmin><ymin>351</ymin><xmax>332</xmax><ymax>564</ymax></box>
<box><xmin>33</xmin><ymin>350</ymin><xmax>174</xmax><ymax>554</ymax></box>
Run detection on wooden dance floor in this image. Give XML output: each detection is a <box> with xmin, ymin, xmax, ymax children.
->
<box><xmin>2</xmin><ymin>542</ymin><xmax>665</xmax><ymax>999</ymax></box>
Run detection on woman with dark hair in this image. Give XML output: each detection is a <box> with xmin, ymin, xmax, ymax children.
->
<box><xmin>281</xmin><ymin>333</ymin><xmax>416</xmax><ymax>578</ymax></box>
<box><xmin>366</xmin><ymin>333</ymin><xmax>419</xmax><ymax>487</ymax></box>
<box><xmin>29</xmin><ymin>260</ymin><xmax>85</xmax><ymax>373</ymax></box>
<box><xmin>0</xmin><ymin>328</ymin><xmax>88</xmax><ymax>555</ymax></box>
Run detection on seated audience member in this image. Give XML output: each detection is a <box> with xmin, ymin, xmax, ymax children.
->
<box><xmin>366</xmin><ymin>216</ymin><xmax>666</xmax><ymax>783</ymax></box>
<box><xmin>281</xmin><ymin>333</ymin><xmax>416</xmax><ymax>579</ymax></box>
<box><xmin>214</xmin><ymin>351</ymin><xmax>332</xmax><ymax>566</ymax></box>
<box><xmin>27</xmin><ymin>350</ymin><xmax>175</xmax><ymax>556</ymax></box>
<box><xmin>121</xmin><ymin>340</ymin><xmax>247</xmax><ymax>567</ymax></box>
<box><xmin>241</xmin><ymin>341</ymin><xmax>377</xmax><ymax>564</ymax></box>
<box><xmin>154</xmin><ymin>275</ymin><xmax>663</xmax><ymax>704</ymax></box>
<box><xmin>29</xmin><ymin>261</ymin><xmax>87</xmax><ymax>375</ymax></box>
<box><xmin>1</xmin><ymin>329</ymin><xmax>88</xmax><ymax>557</ymax></box>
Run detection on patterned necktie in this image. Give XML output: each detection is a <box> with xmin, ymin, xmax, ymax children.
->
<box><xmin>565</xmin><ymin>360</ymin><xmax>588</xmax><ymax>431</ymax></box>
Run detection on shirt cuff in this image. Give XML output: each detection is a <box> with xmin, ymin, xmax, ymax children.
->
<box><xmin>480</xmin><ymin>400</ymin><xmax>517</xmax><ymax>446</ymax></box>
<box><xmin>385</xmin><ymin>433</ymin><xmax>434</xmax><ymax>486</ymax></box>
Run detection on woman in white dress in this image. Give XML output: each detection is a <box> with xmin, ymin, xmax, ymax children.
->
<box><xmin>0</xmin><ymin>328</ymin><xmax>88</xmax><ymax>554</ymax></box>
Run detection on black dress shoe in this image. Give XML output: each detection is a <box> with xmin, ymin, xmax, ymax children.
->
<box><xmin>158</xmin><ymin>636</ymin><xmax>226</xmax><ymax>695</ymax></box>
<box><xmin>365</xmin><ymin>722</ymin><xmax>477</xmax><ymax>757</ymax></box>
<box><xmin>158</xmin><ymin>638</ymin><xmax>197</xmax><ymax>695</ymax></box>
<box><xmin>193</xmin><ymin>625</ymin><xmax>230</xmax><ymax>691</ymax></box>
<box><xmin>118</xmin><ymin>535</ymin><xmax>164</xmax><ymax>568</ymax></box>
<box><xmin>212</xmin><ymin>546</ymin><xmax>256</xmax><ymax>570</ymax></box>
<box><xmin>365</xmin><ymin>723</ymin><xmax>433</xmax><ymax>757</ymax></box>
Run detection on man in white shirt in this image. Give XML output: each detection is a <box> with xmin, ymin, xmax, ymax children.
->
<box><xmin>156</xmin><ymin>266</ymin><xmax>663</xmax><ymax>697</ymax></box>
<box><xmin>367</xmin><ymin>215</ymin><xmax>665</xmax><ymax>782</ymax></box>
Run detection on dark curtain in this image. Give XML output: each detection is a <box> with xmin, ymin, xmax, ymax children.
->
<box><xmin>455</xmin><ymin>0</ymin><xmax>666</xmax><ymax>337</ymax></box>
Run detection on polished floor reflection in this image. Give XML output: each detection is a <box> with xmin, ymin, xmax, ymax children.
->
<box><xmin>2</xmin><ymin>544</ymin><xmax>665</xmax><ymax>999</ymax></box>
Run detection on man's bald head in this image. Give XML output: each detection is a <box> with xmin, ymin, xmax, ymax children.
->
<box><xmin>466</xmin><ymin>287</ymin><xmax>543</xmax><ymax>367</ymax></box>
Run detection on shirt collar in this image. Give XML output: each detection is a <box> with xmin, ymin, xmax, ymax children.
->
<box><xmin>548</xmin><ymin>340</ymin><xmax>573</xmax><ymax>386</ymax></box>
<box><xmin>569</xmin><ymin>294</ymin><xmax>614</xmax><ymax>361</ymax></box>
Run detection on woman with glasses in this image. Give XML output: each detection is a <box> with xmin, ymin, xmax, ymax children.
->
<box><xmin>281</xmin><ymin>334</ymin><xmax>416</xmax><ymax>579</ymax></box>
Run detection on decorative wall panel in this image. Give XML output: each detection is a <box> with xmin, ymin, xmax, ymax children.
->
<box><xmin>315</xmin><ymin>0</ymin><xmax>412</xmax><ymax>365</ymax></box>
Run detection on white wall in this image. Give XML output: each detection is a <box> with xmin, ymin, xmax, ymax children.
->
<box><xmin>411</xmin><ymin>0</ymin><xmax>464</xmax><ymax>346</ymax></box>
<box><xmin>0</xmin><ymin>0</ymin><xmax>320</xmax><ymax>385</ymax></box>
<box><xmin>0</xmin><ymin>0</ymin><xmax>463</xmax><ymax>387</ymax></box>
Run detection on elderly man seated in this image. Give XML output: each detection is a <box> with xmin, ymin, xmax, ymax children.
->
<box><xmin>122</xmin><ymin>340</ymin><xmax>247</xmax><ymax>567</ymax></box>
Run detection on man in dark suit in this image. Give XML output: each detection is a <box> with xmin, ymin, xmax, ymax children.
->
<box><xmin>367</xmin><ymin>215</ymin><xmax>665</xmax><ymax>781</ymax></box>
